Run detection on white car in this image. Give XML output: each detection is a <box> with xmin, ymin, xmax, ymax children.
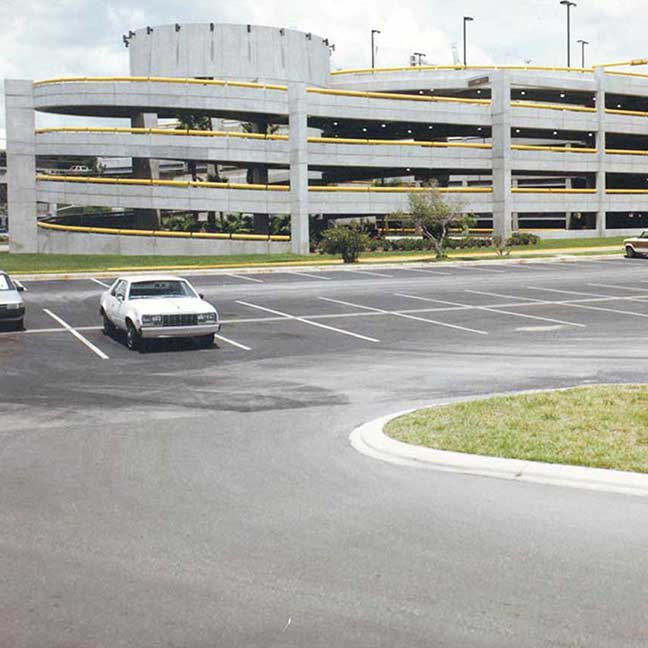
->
<box><xmin>0</xmin><ymin>270</ymin><xmax>26</xmax><ymax>330</ymax></box>
<box><xmin>99</xmin><ymin>274</ymin><xmax>221</xmax><ymax>351</ymax></box>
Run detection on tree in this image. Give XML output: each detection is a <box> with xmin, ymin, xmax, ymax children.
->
<box><xmin>394</xmin><ymin>189</ymin><xmax>474</xmax><ymax>259</ymax></box>
<box><xmin>175</xmin><ymin>111</ymin><xmax>212</xmax><ymax>180</ymax></box>
<box><xmin>320</xmin><ymin>224</ymin><xmax>369</xmax><ymax>263</ymax></box>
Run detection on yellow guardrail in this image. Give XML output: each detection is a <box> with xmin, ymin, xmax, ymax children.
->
<box><xmin>307</xmin><ymin>87</ymin><xmax>490</xmax><ymax>105</ymax></box>
<box><xmin>34</xmin><ymin>75</ymin><xmax>288</xmax><ymax>91</ymax></box>
<box><xmin>37</xmin><ymin>220</ymin><xmax>290</xmax><ymax>241</ymax></box>
<box><xmin>605</xmin><ymin>108</ymin><xmax>648</xmax><ymax>118</ymax></box>
<box><xmin>512</xmin><ymin>188</ymin><xmax>597</xmax><ymax>194</ymax></box>
<box><xmin>510</xmin><ymin>100</ymin><xmax>596</xmax><ymax>114</ymax></box>
<box><xmin>599</xmin><ymin>59</ymin><xmax>648</xmax><ymax>69</ymax></box>
<box><xmin>311</xmin><ymin>186</ymin><xmax>492</xmax><ymax>193</ymax></box>
<box><xmin>36</xmin><ymin>126</ymin><xmax>289</xmax><ymax>141</ymax></box>
<box><xmin>605</xmin><ymin>70</ymin><xmax>648</xmax><ymax>80</ymax></box>
<box><xmin>606</xmin><ymin>148</ymin><xmax>648</xmax><ymax>156</ymax></box>
<box><xmin>606</xmin><ymin>189</ymin><xmax>648</xmax><ymax>194</ymax></box>
<box><xmin>310</xmin><ymin>137</ymin><xmax>492</xmax><ymax>149</ymax></box>
<box><xmin>512</xmin><ymin>145</ymin><xmax>597</xmax><ymax>153</ymax></box>
<box><xmin>330</xmin><ymin>64</ymin><xmax>594</xmax><ymax>76</ymax></box>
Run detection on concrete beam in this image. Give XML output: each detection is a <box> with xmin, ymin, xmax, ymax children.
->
<box><xmin>289</xmin><ymin>83</ymin><xmax>309</xmax><ymax>255</ymax></box>
<box><xmin>491</xmin><ymin>71</ymin><xmax>512</xmax><ymax>239</ymax></box>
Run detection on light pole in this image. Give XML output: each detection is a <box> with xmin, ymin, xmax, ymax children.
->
<box><xmin>371</xmin><ymin>29</ymin><xmax>381</xmax><ymax>68</ymax></box>
<box><xmin>463</xmin><ymin>16</ymin><xmax>474</xmax><ymax>67</ymax></box>
<box><xmin>577</xmin><ymin>38</ymin><xmax>588</xmax><ymax>68</ymax></box>
<box><xmin>560</xmin><ymin>1</ymin><xmax>577</xmax><ymax>67</ymax></box>
<box><xmin>413</xmin><ymin>52</ymin><xmax>426</xmax><ymax>66</ymax></box>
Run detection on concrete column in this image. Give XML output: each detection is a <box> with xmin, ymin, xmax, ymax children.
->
<box><xmin>595</xmin><ymin>67</ymin><xmax>607</xmax><ymax>236</ymax></box>
<box><xmin>491</xmin><ymin>71</ymin><xmax>513</xmax><ymax>239</ymax></box>
<box><xmin>131</xmin><ymin>112</ymin><xmax>160</xmax><ymax>229</ymax></box>
<box><xmin>289</xmin><ymin>83</ymin><xmax>309</xmax><ymax>255</ymax></box>
<box><xmin>5</xmin><ymin>80</ymin><xmax>37</xmax><ymax>253</ymax></box>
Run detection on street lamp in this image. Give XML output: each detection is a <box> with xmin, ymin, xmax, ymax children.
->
<box><xmin>371</xmin><ymin>29</ymin><xmax>381</xmax><ymax>68</ymax></box>
<box><xmin>577</xmin><ymin>38</ymin><xmax>589</xmax><ymax>68</ymax></box>
<box><xmin>560</xmin><ymin>1</ymin><xmax>577</xmax><ymax>67</ymax></box>
<box><xmin>463</xmin><ymin>16</ymin><xmax>474</xmax><ymax>67</ymax></box>
<box><xmin>413</xmin><ymin>52</ymin><xmax>426</xmax><ymax>66</ymax></box>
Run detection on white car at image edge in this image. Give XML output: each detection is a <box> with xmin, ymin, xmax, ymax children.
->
<box><xmin>99</xmin><ymin>274</ymin><xmax>221</xmax><ymax>351</ymax></box>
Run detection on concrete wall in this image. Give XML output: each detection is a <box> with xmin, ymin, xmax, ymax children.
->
<box><xmin>37</xmin><ymin>227</ymin><xmax>291</xmax><ymax>256</ymax></box>
<box><xmin>128</xmin><ymin>24</ymin><xmax>331</xmax><ymax>88</ymax></box>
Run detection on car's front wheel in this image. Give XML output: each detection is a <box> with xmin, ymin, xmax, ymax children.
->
<box><xmin>626</xmin><ymin>245</ymin><xmax>637</xmax><ymax>258</ymax></box>
<box><xmin>102</xmin><ymin>313</ymin><xmax>114</xmax><ymax>336</ymax></box>
<box><xmin>15</xmin><ymin>318</ymin><xmax>24</xmax><ymax>331</ymax></box>
<box><xmin>126</xmin><ymin>321</ymin><xmax>142</xmax><ymax>351</ymax></box>
<box><xmin>196</xmin><ymin>333</ymin><xmax>215</xmax><ymax>349</ymax></box>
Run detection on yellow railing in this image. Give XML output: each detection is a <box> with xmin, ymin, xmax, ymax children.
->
<box><xmin>606</xmin><ymin>189</ymin><xmax>648</xmax><ymax>194</ymax></box>
<box><xmin>310</xmin><ymin>186</ymin><xmax>492</xmax><ymax>193</ymax></box>
<box><xmin>34</xmin><ymin>75</ymin><xmax>288</xmax><ymax>91</ymax></box>
<box><xmin>307</xmin><ymin>86</ymin><xmax>490</xmax><ymax>105</ymax></box>
<box><xmin>512</xmin><ymin>188</ymin><xmax>596</xmax><ymax>194</ymax></box>
<box><xmin>510</xmin><ymin>100</ymin><xmax>596</xmax><ymax>114</ymax></box>
<box><xmin>37</xmin><ymin>220</ymin><xmax>291</xmax><ymax>241</ymax></box>
<box><xmin>512</xmin><ymin>144</ymin><xmax>597</xmax><ymax>153</ymax></box>
<box><xmin>605</xmin><ymin>108</ymin><xmax>648</xmax><ymax>118</ymax></box>
<box><xmin>36</xmin><ymin>126</ymin><xmax>288</xmax><ymax>141</ymax></box>
<box><xmin>310</xmin><ymin>137</ymin><xmax>491</xmax><ymax>149</ymax></box>
<box><xmin>606</xmin><ymin>148</ymin><xmax>648</xmax><ymax>156</ymax></box>
<box><xmin>331</xmin><ymin>64</ymin><xmax>594</xmax><ymax>76</ymax></box>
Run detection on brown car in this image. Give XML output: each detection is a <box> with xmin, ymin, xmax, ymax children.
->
<box><xmin>624</xmin><ymin>232</ymin><xmax>648</xmax><ymax>258</ymax></box>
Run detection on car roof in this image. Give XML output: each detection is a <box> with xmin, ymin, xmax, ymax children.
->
<box><xmin>117</xmin><ymin>274</ymin><xmax>188</xmax><ymax>283</ymax></box>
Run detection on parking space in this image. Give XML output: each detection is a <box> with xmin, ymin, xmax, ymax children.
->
<box><xmin>7</xmin><ymin>256</ymin><xmax>648</xmax><ymax>367</ymax></box>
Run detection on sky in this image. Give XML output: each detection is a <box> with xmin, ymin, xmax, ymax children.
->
<box><xmin>1</xmin><ymin>0</ymin><xmax>647</xmax><ymax>145</ymax></box>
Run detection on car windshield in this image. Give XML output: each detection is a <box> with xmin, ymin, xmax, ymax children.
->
<box><xmin>0</xmin><ymin>274</ymin><xmax>15</xmax><ymax>291</ymax></box>
<box><xmin>128</xmin><ymin>280</ymin><xmax>196</xmax><ymax>300</ymax></box>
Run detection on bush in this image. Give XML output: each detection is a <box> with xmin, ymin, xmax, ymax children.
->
<box><xmin>320</xmin><ymin>225</ymin><xmax>370</xmax><ymax>263</ymax></box>
<box><xmin>508</xmin><ymin>232</ymin><xmax>540</xmax><ymax>246</ymax></box>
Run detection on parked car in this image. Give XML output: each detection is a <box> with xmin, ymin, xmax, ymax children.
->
<box><xmin>99</xmin><ymin>275</ymin><xmax>221</xmax><ymax>351</ymax></box>
<box><xmin>0</xmin><ymin>270</ymin><xmax>25</xmax><ymax>330</ymax></box>
<box><xmin>67</xmin><ymin>164</ymin><xmax>91</xmax><ymax>175</ymax></box>
<box><xmin>624</xmin><ymin>232</ymin><xmax>648</xmax><ymax>258</ymax></box>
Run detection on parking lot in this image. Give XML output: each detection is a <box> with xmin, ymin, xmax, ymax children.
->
<box><xmin>4</xmin><ymin>255</ymin><xmax>648</xmax><ymax>368</ymax></box>
<box><xmin>4</xmin><ymin>255</ymin><xmax>648</xmax><ymax>647</ymax></box>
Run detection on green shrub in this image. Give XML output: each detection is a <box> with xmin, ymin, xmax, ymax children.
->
<box><xmin>508</xmin><ymin>232</ymin><xmax>540</xmax><ymax>246</ymax></box>
<box><xmin>320</xmin><ymin>224</ymin><xmax>370</xmax><ymax>263</ymax></box>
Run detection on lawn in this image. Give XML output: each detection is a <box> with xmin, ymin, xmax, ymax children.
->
<box><xmin>0</xmin><ymin>236</ymin><xmax>626</xmax><ymax>274</ymax></box>
<box><xmin>385</xmin><ymin>385</ymin><xmax>648</xmax><ymax>473</ymax></box>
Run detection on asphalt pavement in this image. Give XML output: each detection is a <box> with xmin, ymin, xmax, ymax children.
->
<box><xmin>2</xmin><ymin>255</ymin><xmax>648</xmax><ymax>647</ymax></box>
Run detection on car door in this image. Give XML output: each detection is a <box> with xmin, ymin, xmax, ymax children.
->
<box><xmin>105</xmin><ymin>280</ymin><xmax>127</xmax><ymax>329</ymax></box>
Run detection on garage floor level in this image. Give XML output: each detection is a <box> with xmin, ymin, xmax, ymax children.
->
<box><xmin>2</xmin><ymin>256</ymin><xmax>648</xmax><ymax>647</ymax></box>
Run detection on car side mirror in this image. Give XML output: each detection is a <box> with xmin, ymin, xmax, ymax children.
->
<box><xmin>116</xmin><ymin>294</ymin><xmax>124</xmax><ymax>302</ymax></box>
<box><xmin>199</xmin><ymin>293</ymin><xmax>205</xmax><ymax>300</ymax></box>
<box><xmin>16</xmin><ymin>285</ymin><xmax>25</xmax><ymax>292</ymax></box>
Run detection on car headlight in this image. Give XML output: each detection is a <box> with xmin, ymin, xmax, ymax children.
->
<box><xmin>6</xmin><ymin>303</ymin><xmax>21</xmax><ymax>310</ymax></box>
<box><xmin>141</xmin><ymin>314</ymin><xmax>163</xmax><ymax>326</ymax></box>
<box><xmin>197</xmin><ymin>312</ymin><xmax>217</xmax><ymax>323</ymax></box>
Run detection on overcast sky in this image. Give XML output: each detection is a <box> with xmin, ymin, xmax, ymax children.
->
<box><xmin>1</xmin><ymin>0</ymin><xmax>646</xmax><ymax>145</ymax></box>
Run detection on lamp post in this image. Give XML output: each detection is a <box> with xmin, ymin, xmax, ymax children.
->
<box><xmin>560</xmin><ymin>1</ymin><xmax>577</xmax><ymax>67</ymax></box>
<box><xmin>463</xmin><ymin>16</ymin><xmax>474</xmax><ymax>67</ymax></box>
<box><xmin>371</xmin><ymin>29</ymin><xmax>381</xmax><ymax>68</ymax></box>
<box><xmin>577</xmin><ymin>38</ymin><xmax>588</xmax><ymax>68</ymax></box>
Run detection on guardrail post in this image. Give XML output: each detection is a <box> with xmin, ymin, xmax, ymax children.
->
<box><xmin>491</xmin><ymin>70</ymin><xmax>513</xmax><ymax>239</ymax></box>
<box><xmin>289</xmin><ymin>83</ymin><xmax>310</xmax><ymax>255</ymax></box>
<box><xmin>595</xmin><ymin>67</ymin><xmax>607</xmax><ymax>236</ymax></box>
<box><xmin>5</xmin><ymin>80</ymin><xmax>38</xmax><ymax>253</ymax></box>
<box><xmin>131</xmin><ymin>112</ymin><xmax>161</xmax><ymax>229</ymax></box>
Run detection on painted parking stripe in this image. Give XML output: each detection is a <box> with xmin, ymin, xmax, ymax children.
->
<box><xmin>525</xmin><ymin>287</ymin><xmax>648</xmax><ymax>318</ymax></box>
<box><xmin>399</xmin><ymin>267</ymin><xmax>453</xmax><ymax>276</ymax></box>
<box><xmin>283</xmin><ymin>270</ymin><xmax>333</xmax><ymax>281</ymax></box>
<box><xmin>43</xmin><ymin>308</ymin><xmax>109</xmax><ymax>359</ymax></box>
<box><xmin>214</xmin><ymin>333</ymin><xmax>251</xmax><ymax>351</ymax></box>
<box><xmin>395</xmin><ymin>293</ymin><xmax>586</xmax><ymax>328</ymax></box>
<box><xmin>227</xmin><ymin>273</ymin><xmax>264</xmax><ymax>283</ymax></box>
<box><xmin>319</xmin><ymin>296</ymin><xmax>488</xmax><ymax>335</ymax></box>
<box><xmin>90</xmin><ymin>278</ymin><xmax>111</xmax><ymax>288</ymax></box>
<box><xmin>346</xmin><ymin>269</ymin><xmax>394</xmax><ymax>278</ymax></box>
<box><xmin>450</xmin><ymin>265</ymin><xmax>507</xmax><ymax>274</ymax></box>
<box><xmin>587</xmin><ymin>282</ymin><xmax>648</xmax><ymax>292</ymax></box>
<box><xmin>236</xmin><ymin>300</ymin><xmax>380</xmax><ymax>343</ymax></box>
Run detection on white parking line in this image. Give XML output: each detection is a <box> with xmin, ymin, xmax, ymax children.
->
<box><xmin>90</xmin><ymin>278</ymin><xmax>111</xmax><ymax>288</ymax></box>
<box><xmin>43</xmin><ymin>309</ymin><xmax>109</xmax><ymax>359</ymax></box>
<box><xmin>525</xmin><ymin>287</ymin><xmax>648</xmax><ymax>318</ymax></box>
<box><xmin>227</xmin><ymin>273</ymin><xmax>264</xmax><ymax>283</ymax></box>
<box><xmin>236</xmin><ymin>300</ymin><xmax>380</xmax><ymax>343</ymax></box>
<box><xmin>449</xmin><ymin>265</ymin><xmax>507</xmax><ymax>274</ymax></box>
<box><xmin>214</xmin><ymin>333</ymin><xmax>251</xmax><ymax>351</ymax></box>
<box><xmin>319</xmin><ymin>296</ymin><xmax>488</xmax><ymax>335</ymax></box>
<box><xmin>395</xmin><ymin>293</ymin><xmax>586</xmax><ymax>327</ymax></box>
<box><xmin>283</xmin><ymin>270</ymin><xmax>333</xmax><ymax>281</ymax></box>
<box><xmin>399</xmin><ymin>267</ymin><xmax>453</xmax><ymax>276</ymax></box>
<box><xmin>588</xmin><ymin>282</ymin><xmax>648</xmax><ymax>292</ymax></box>
<box><xmin>346</xmin><ymin>269</ymin><xmax>394</xmax><ymax>278</ymax></box>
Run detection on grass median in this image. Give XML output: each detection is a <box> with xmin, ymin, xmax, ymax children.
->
<box><xmin>0</xmin><ymin>236</ymin><xmax>626</xmax><ymax>274</ymax></box>
<box><xmin>385</xmin><ymin>385</ymin><xmax>648</xmax><ymax>473</ymax></box>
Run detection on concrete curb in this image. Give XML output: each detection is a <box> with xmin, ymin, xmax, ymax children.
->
<box><xmin>9</xmin><ymin>252</ymin><xmax>623</xmax><ymax>282</ymax></box>
<box><xmin>350</xmin><ymin>393</ymin><xmax>648</xmax><ymax>497</ymax></box>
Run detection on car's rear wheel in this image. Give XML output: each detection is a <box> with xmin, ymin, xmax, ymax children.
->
<box><xmin>626</xmin><ymin>245</ymin><xmax>637</xmax><ymax>258</ymax></box>
<box><xmin>126</xmin><ymin>321</ymin><xmax>141</xmax><ymax>351</ymax></box>
<box><xmin>197</xmin><ymin>333</ymin><xmax>215</xmax><ymax>349</ymax></box>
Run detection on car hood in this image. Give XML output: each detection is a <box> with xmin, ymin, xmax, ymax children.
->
<box><xmin>0</xmin><ymin>290</ymin><xmax>24</xmax><ymax>306</ymax></box>
<box><xmin>128</xmin><ymin>297</ymin><xmax>216</xmax><ymax>316</ymax></box>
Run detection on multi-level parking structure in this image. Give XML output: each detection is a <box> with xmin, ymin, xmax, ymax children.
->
<box><xmin>7</xmin><ymin>23</ymin><xmax>648</xmax><ymax>255</ymax></box>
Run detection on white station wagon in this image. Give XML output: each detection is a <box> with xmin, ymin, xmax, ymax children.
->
<box><xmin>99</xmin><ymin>274</ymin><xmax>221</xmax><ymax>351</ymax></box>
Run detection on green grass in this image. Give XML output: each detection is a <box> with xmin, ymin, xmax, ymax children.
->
<box><xmin>0</xmin><ymin>235</ymin><xmax>625</xmax><ymax>274</ymax></box>
<box><xmin>385</xmin><ymin>386</ymin><xmax>648</xmax><ymax>473</ymax></box>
